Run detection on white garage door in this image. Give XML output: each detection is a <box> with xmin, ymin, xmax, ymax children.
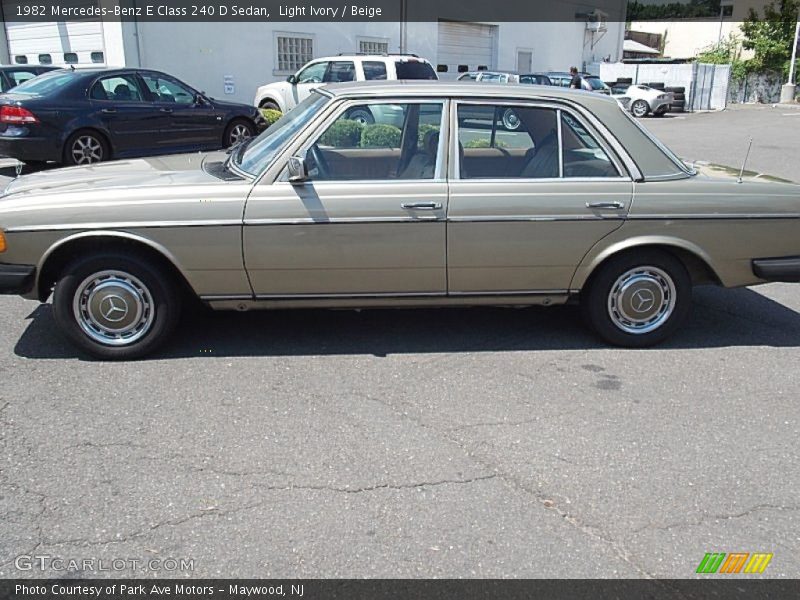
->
<box><xmin>2</xmin><ymin>0</ymin><xmax>105</xmax><ymax>66</ymax></box>
<box><xmin>437</xmin><ymin>21</ymin><xmax>497</xmax><ymax>79</ymax></box>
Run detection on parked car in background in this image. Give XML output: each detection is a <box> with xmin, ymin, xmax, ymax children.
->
<box><xmin>547</xmin><ymin>71</ymin><xmax>610</xmax><ymax>94</ymax></box>
<box><xmin>1</xmin><ymin>81</ymin><xmax>799</xmax><ymax>359</ymax></box>
<box><xmin>0</xmin><ymin>65</ymin><xmax>59</xmax><ymax>93</ymax></box>
<box><xmin>253</xmin><ymin>54</ymin><xmax>437</xmax><ymax>113</ymax></box>
<box><xmin>0</xmin><ymin>67</ymin><xmax>263</xmax><ymax>165</ymax></box>
<box><xmin>457</xmin><ymin>71</ymin><xmax>553</xmax><ymax>86</ymax></box>
<box><xmin>611</xmin><ymin>84</ymin><xmax>673</xmax><ymax>117</ymax></box>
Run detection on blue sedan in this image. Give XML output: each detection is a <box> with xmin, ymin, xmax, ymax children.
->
<box><xmin>0</xmin><ymin>67</ymin><xmax>264</xmax><ymax>165</ymax></box>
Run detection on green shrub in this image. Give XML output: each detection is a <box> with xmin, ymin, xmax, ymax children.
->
<box><xmin>464</xmin><ymin>138</ymin><xmax>508</xmax><ymax>149</ymax></box>
<box><xmin>360</xmin><ymin>124</ymin><xmax>402</xmax><ymax>148</ymax></box>
<box><xmin>319</xmin><ymin>119</ymin><xmax>363</xmax><ymax>147</ymax></box>
<box><xmin>259</xmin><ymin>108</ymin><xmax>283</xmax><ymax>127</ymax></box>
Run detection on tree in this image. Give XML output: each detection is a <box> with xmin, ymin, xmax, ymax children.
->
<box><xmin>740</xmin><ymin>0</ymin><xmax>800</xmax><ymax>76</ymax></box>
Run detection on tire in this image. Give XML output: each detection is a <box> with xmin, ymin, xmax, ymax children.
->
<box><xmin>501</xmin><ymin>108</ymin><xmax>521</xmax><ymax>130</ymax></box>
<box><xmin>52</xmin><ymin>253</ymin><xmax>182</xmax><ymax>360</ymax></box>
<box><xmin>347</xmin><ymin>107</ymin><xmax>374</xmax><ymax>125</ymax></box>
<box><xmin>581</xmin><ymin>250</ymin><xmax>691</xmax><ymax>347</ymax></box>
<box><xmin>672</xmin><ymin>93</ymin><xmax>686</xmax><ymax>101</ymax></box>
<box><xmin>665</xmin><ymin>86</ymin><xmax>685</xmax><ymax>94</ymax></box>
<box><xmin>617</xmin><ymin>77</ymin><xmax>633</xmax><ymax>84</ymax></box>
<box><xmin>647</xmin><ymin>82</ymin><xmax>665</xmax><ymax>91</ymax></box>
<box><xmin>670</xmin><ymin>105</ymin><xmax>686</xmax><ymax>113</ymax></box>
<box><xmin>259</xmin><ymin>100</ymin><xmax>280</xmax><ymax>110</ymax></box>
<box><xmin>63</xmin><ymin>130</ymin><xmax>109</xmax><ymax>166</ymax></box>
<box><xmin>631</xmin><ymin>99</ymin><xmax>650</xmax><ymax>118</ymax></box>
<box><xmin>223</xmin><ymin>119</ymin><xmax>255</xmax><ymax>148</ymax></box>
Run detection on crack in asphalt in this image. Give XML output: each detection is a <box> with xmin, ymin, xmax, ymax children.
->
<box><xmin>632</xmin><ymin>504</ymin><xmax>800</xmax><ymax>534</ymax></box>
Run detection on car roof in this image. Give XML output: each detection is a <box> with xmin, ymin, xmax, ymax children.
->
<box><xmin>315</xmin><ymin>54</ymin><xmax>430</xmax><ymax>62</ymax></box>
<box><xmin>320</xmin><ymin>80</ymin><xmax>617</xmax><ymax>106</ymax></box>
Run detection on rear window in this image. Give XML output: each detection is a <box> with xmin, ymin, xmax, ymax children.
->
<box><xmin>9</xmin><ymin>71</ymin><xmax>73</xmax><ymax>95</ymax></box>
<box><xmin>394</xmin><ymin>60</ymin><xmax>437</xmax><ymax>80</ymax></box>
<box><xmin>585</xmin><ymin>78</ymin><xmax>607</xmax><ymax>90</ymax></box>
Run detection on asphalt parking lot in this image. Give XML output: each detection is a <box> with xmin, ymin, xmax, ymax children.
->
<box><xmin>1</xmin><ymin>105</ymin><xmax>799</xmax><ymax>579</ymax></box>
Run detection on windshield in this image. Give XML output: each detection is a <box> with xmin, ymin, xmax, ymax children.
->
<box><xmin>236</xmin><ymin>92</ymin><xmax>329</xmax><ymax>176</ymax></box>
<box><xmin>9</xmin><ymin>70</ymin><xmax>73</xmax><ymax>95</ymax></box>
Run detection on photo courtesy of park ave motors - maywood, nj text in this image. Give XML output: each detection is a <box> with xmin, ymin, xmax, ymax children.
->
<box><xmin>0</xmin><ymin>0</ymin><xmax>799</xmax><ymax>596</ymax></box>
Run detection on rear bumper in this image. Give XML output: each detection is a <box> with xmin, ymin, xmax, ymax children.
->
<box><xmin>0</xmin><ymin>134</ymin><xmax>61</xmax><ymax>163</ymax></box>
<box><xmin>0</xmin><ymin>263</ymin><xmax>36</xmax><ymax>295</ymax></box>
<box><xmin>752</xmin><ymin>256</ymin><xmax>800</xmax><ymax>282</ymax></box>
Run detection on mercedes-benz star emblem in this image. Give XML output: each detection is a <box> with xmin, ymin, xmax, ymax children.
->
<box><xmin>631</xmin><ymin>289</ymin><xmax>656</xmax><ymax>314</ymax></box>
<box><xmin>100</xmin><ymin>295</ymin><xmax>129</xmax><ymax>323</ymax></box>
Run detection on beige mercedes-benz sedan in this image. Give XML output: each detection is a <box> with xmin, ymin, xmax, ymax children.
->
<box><xmin>1</xmin><ymin>81</ymin><xmax>799</xmax><ymax>359</ymax></box>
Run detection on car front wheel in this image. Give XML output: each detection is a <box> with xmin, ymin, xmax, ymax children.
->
<box><xmin>52</xmin><ymin>253</ymin><xmax>181</xmax><ymax>360</ymax></box>
<box><xmin>224</xmin><ymin>120</ymin><xmax>255</xmax><ymax>148</ymax></box>
<box><xmin>581</xmin><ymin>250</ymin><xmax>691</xmax><ymax>347</ymax></box>
<box><xmin>631</xmin><ymin>100</ymin><xmax>650</xmax><ymax>118</ymax></box>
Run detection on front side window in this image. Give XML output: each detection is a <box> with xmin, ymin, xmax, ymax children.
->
<box><xmin>323</xmin><ymin>61</ymin><xmax>355</xmax><ymax>83</ymax></box>
<box><xmin>277</xmin><ymin>35</ymin><xmax>313</xmax><ymax>72</ymax></box>
<box><xmin>90</xmin><ymin>75</ymin><xmax>144</xmax><ymax>102</ymax></box>
<box><xmin>237</xmin><ymin>92</ymin><xmax>329</xmax><ymax>176</ymax></box>
<box><xmin>457</xmin><ymin>104</ymin><xmax>556</xmax><ymax>179</ymax></box>
<box><xmin>141</xmin><ymin>74</ymin><xmax>195</xmax><ymax>104</ymax></box>
<box><xmin>296</xmin><ymin>61</ymin><xmax>327</xmax><ymax>83</ymax></box>
<box><xmin>306</xmin><ymin>102</ymin><xmax>444</xmax><ymax>181</ymax></box>
<box><xmin>363</xmin><ymin>61</ymin><xmax>387</xmax><ymax>81</ymax></box>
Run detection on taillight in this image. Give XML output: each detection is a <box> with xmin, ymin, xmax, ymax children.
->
<box><xmin>0</xmin><ymin>106</ymin><xmax>39</xmax><ymax>124</ymax></box>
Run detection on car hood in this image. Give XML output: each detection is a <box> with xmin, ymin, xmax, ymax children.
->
<box><xmin>1</xmin><ymin>152</ymin><xmax>224</xmax><ymax>198</ymax></box>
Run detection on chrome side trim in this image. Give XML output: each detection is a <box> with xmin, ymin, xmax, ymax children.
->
<box><xmin>244</xmin><ymin>217</ymin><xmax>444</xmax><ymax>226</ymax></box>
<box><xmin>255</xmin><ymin>292</ymin><xmax>446</xmax><ymax>299</ymax></box>
<box><xmin>447</xmin><ymin>215</ymin><xmax>622</xmax><ymax>222</ymax></box>
<box><xmin>449</xmin><ymin>289</ymin><xmax>570</xmax><ymax>296</ymax></box>
<box><xmin>5</xmin><ymin>220</ymin><xmax>242</xmax><ymax>233</ymax></box>
<box><xmin>199</xmin><ymin>294</ymin><xmax>254</xmax><ymax>301</ymax></box>
<box><xmin>627</xmin><ymin>213</ymin><xmax>800</xmax><ymax>220</ymax></box>
<box><xmin>556</xmin><ymin>108</ymin><xmax>564</xmax><ymax>178</ymax></box>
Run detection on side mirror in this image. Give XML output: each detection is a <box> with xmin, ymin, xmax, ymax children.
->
<box><xmin>287</xmin><ymin>154</ymin><xmax>308</xmax><ymax>184</ymax></box>
<box><xmin>194</xmin><ymin>92</ymin><xmax>206</xmax><ymax>105</ymax></box>
<box><xmin>286</xmin><ymin>74</ymin><xmax>298</xmax><ymax>85</ymax></box>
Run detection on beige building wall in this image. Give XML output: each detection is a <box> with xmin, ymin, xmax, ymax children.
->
<box><xmin>630</xmin><ymin>20</ymin><xmax>751</xmax><ymax>60</ymax></box>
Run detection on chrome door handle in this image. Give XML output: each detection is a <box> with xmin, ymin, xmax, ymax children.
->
<box><xmin>586</xmin><ymin>201</ymin><xmax>624</xmax><ymax>209</ymax></box>
<box><xmin>160</xmin><ymin>108</ymin><xmax>174</xmax><ymax>113</ymax></box>
<box><xmin>101</xmin><ymin>108</ymin><xmax>117</xmax><ymax>114</ymax></box>
<box><xmin>401</xmin><ymin>202</ymin><xmax>442</xmax><ymax>210</ymax></box>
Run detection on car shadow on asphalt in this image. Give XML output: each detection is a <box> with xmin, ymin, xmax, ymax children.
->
<box><xmin>13</xmin><ymin>285</ymin><xmax>800</xmax><ymax>360</ymax></box>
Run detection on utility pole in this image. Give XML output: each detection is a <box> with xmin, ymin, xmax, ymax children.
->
<box><xmin>781</xmin><ymin>21</ymin><xmax>799</xmax><ymax>103</ymax></box>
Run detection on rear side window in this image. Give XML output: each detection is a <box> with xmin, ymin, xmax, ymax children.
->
<box><xmin>394</xmin><ymin>60</ymin><xmax>437</xmax><ymax>80</ymax></box>
<box><xmin>10</xmin><ymin>71</ymin><xmax>74</xmax><ymax>95</ymax></box>
<box><xmin>324</xmin><ymin>61</ymin><xmax>355</xmax><ymax>83</ymax></box>
<box><xmin>7</xmin><ymin>69</ymin><xmax>39</xmax><ymax>87</ymax></box>
<box><xmin>363</xmin><ymin>61</ymin><xmax>387</xmax><ymax>81</ymax></box>
<box><xmin>90</xmin><ymin>75</ymin><xmax>144</xmax><ymax>102</ymax></box>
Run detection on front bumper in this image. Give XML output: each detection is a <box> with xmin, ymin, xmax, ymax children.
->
<box><xmin>752</xmin><ymin>257</ymin><xmax>800</xmax><ymax>282</ymax></box>
<box><xmin>0</xmin><ymin>263</ymin><xmax>36</xmax><ymax>295</ymax></box>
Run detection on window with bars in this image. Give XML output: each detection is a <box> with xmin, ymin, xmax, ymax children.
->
<box><xmin>276</xmin><ymin>35</ymin><xmax>313</xmax><ymax>72</ymax></box>
<box><xmin>358</xmin><ymin>40</ymin><xmax>388</xmax><ymax>55</ymax></box>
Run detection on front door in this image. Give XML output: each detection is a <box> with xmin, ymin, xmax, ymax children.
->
<box><xmin>243</xmin><ymin>100</ymin><xmax>448</xmax><ymax>297</ymax></box>
<box><xmin>447</xmin><ymin>101</ymin><xmax>633</xmax><ymax>294</ymax></box>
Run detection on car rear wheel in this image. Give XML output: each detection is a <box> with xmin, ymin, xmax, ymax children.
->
<box><xmin>581</xmin><ymin>250</ymin><xmax>691</xmax><ymax>347</ymax></box>
<box><xmin>53</xmin><ymin>253</ymin><xmax>181</xmax><ymax>360</ymax></box>
<box><xmin>631</xmin><ymin>100</ymin><xmax>649</xmax><ymax>118</ymax></box>
<box><xmin>224</xmin><ymin>119</ymin><xmax>255</xmax><ymax>148</ymax></box>
<box><xmin>64</xmin><ymin>130</ymin><xmax>108</xmax><ymax>166</ymax></box>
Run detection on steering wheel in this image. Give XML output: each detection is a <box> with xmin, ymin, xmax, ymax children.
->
<box><xmin>302</xmin><ymin>76</ymin><xmax>322</xmax><ymax>84</ymax></box>
<box><xmin>309</xmin><ymin>144</ymin><xmax>330</xmax><ymax>179</ymax></box>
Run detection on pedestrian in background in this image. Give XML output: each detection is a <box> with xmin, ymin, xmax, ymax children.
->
<box><xmin>569</xmin><ymin>66</ymin><xmax>582</xmax><ymax>89</ymax></box>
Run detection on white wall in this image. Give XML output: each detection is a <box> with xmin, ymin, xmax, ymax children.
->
<box><xmin>630</xmin><ymin>20</ymin><xmax>749</xmax><ymax>60</ymax></box>
<box><xmin>130</xmin><ymin>21</ymin><xmax>401</xmax><ymax>103</ymax></box>
<box><xmin>121</xmin><ymin>20</ymin><xmax>626</xmax><ymax>104</ymax></box>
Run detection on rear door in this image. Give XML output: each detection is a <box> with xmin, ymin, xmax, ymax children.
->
<box><xmin>89</xmin><ymin>73</ymin><xmax>162</xmax><ymax>154</ymax></box>
<box><xmin>447</xmin><ymin>100</ymin><xmax>633</xmax><ymax>294</ymax></box>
